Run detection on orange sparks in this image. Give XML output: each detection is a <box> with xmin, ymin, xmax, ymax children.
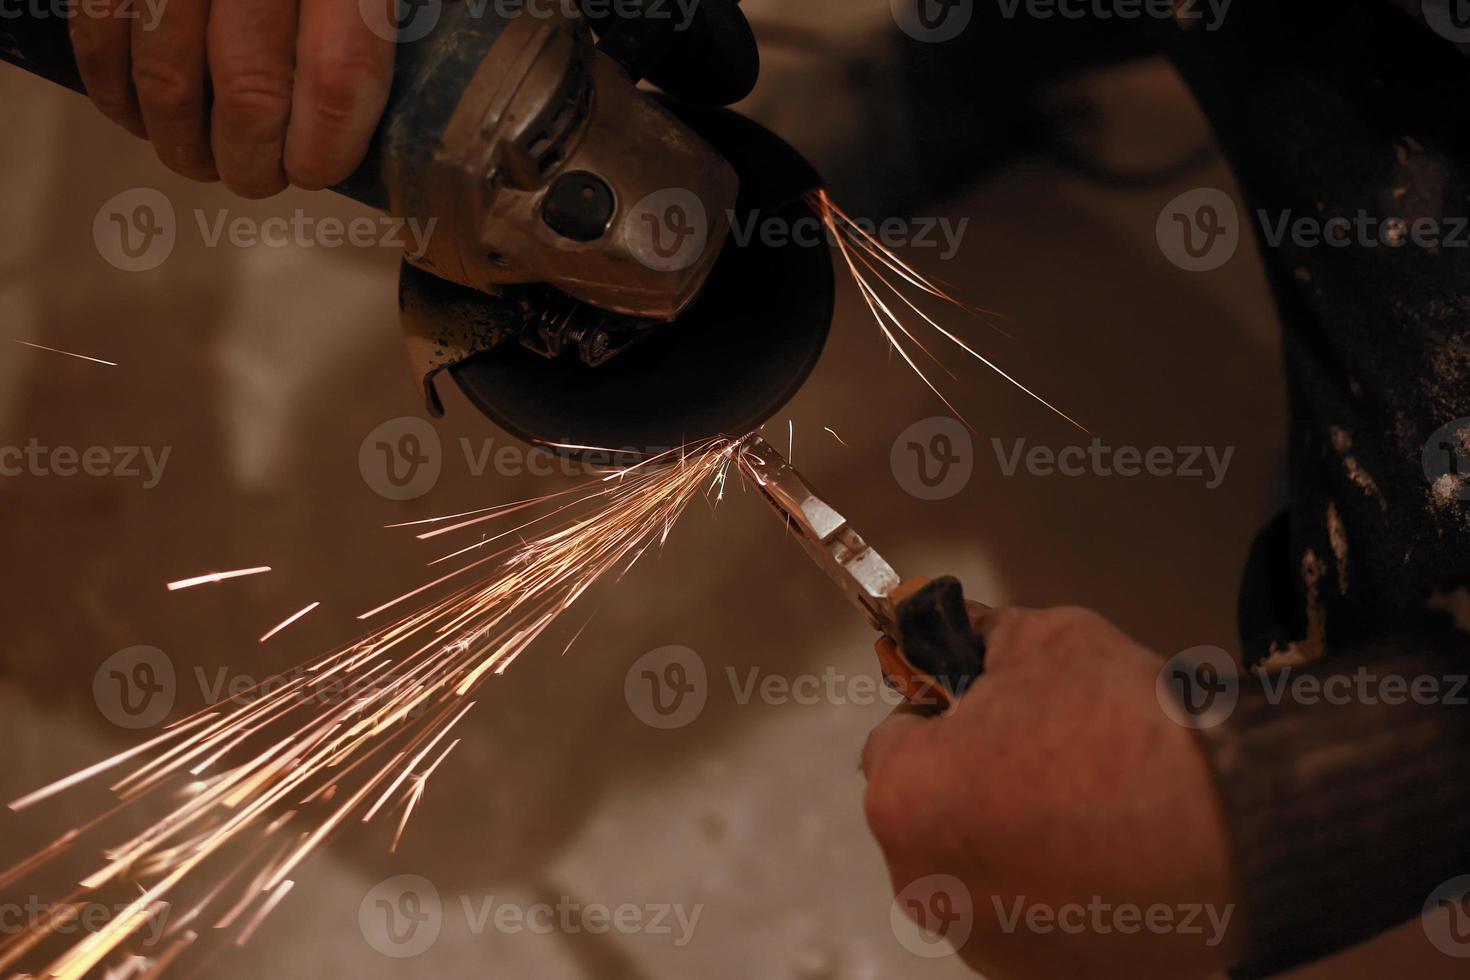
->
<box><xmin>166</xmin><ymin>567</ymin><xmax>272</xmax><ymax>592</ymax></box>
<box><xmin>1</xmin><ymin>437</ymin><xmax>748</xmax><ymax>978</ymax></box>
<box><xmin>13</xmin><ymin>339</ymin><xmax>119</xmax><ymax>367</ymax></box>
<box><xmin>258</xmin><ymin>602</ymin><xmax>321</xmax><ymax>643</ymax></box>
<box><xmin>810</xmin><ymin>190</ymin><xmax>1088</xmax><ymax>434</ymax></box>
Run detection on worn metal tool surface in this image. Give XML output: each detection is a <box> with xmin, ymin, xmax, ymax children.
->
<box><xmin>741</xmin><ymin>436</ymin><xmax>988</xmax><ymax>710</ymax></box>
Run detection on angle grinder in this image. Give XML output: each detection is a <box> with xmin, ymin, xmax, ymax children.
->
<box><xmin>0</xmin><ymin>0</ymin><xmax>835</xmax><ymax>454</ymax></box>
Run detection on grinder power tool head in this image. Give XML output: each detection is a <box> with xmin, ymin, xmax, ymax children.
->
<box><xmin>381</xmin><ymin>1</ymin><xmax>835</xmax><ymax>456</ymax></box>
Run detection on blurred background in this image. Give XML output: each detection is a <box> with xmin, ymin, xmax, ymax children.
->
<box><xmin>0</xmin><ymin>0</ymin><xmax>1454</xmax><ymax>976</ymax></box>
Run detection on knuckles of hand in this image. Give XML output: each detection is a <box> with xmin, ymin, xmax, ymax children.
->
<box><xmin>77</xmin><ymin>7</ymin><xmax>393</xmax><ymax>196</ymax></box>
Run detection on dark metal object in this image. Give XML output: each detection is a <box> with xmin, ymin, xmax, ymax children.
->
<box><xmin>438</xmin><ymin>105</ymin><xmax>833</xmax><ymax>453</ymax></box>
<box><xmin>442</xmin><ymin>192</ymin><xmax>832</xmax><ymax>452</ymax></box>
<box><xmin>367</xmin><ymin>7</ymin><xmax>738</xmax><ymax>320</ymax></box>
<box><xmin>541</xmin><ymin>171</ymin><xmax>617</xmax><ymax>242</ymax></box>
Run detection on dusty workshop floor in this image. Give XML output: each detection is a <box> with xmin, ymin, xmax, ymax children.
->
<box><xmin>0</xmin><ymin>2</ymin><xmax>1457</xmax><ymax>978</ymax></box>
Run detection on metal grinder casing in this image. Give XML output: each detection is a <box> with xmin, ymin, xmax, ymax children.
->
<box><xmin>383</xmin><ymin>8</ymin><xmax>736</xmax><ymax>320</ymax></box>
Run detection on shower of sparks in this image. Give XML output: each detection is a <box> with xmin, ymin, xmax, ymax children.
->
<box><xmin>12</xmin><ymin>339</ymin><xmax>119</xmax><ymax>367</ymax></box>
<box><xmin>809</xmin><ymin>190</ymin><xmax>1088</xmax><ymax>434</ymax></box>
<box><xmin>165</xmin><ymin>567</ymin><xmax>273</xmax><ymax>592</ymax></box>
<box><xmin>0</xmin><ymin>437</ymin><xmax>746</xmax><ymax>978</ymax></box>
<box><xmin>258</xmin><ymin>602</ymin><xmax>321</xmax><ymax>644</ymax></box>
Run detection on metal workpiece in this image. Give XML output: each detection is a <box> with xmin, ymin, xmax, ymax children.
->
<box><xmin>740</xmin><ymin>436</ymin><xmax>902</xmax><ymax>637</ymax></box>
<box><xmin>742</xmin><ymin>435</ymin><xmax>988</xmax><ymax>708</ymax></box>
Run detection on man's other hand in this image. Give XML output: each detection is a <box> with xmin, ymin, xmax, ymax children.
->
<box><xmin>863</xmin><ymin>605</ymin><xmax>1240</xmax><ymax>979</ymax></box>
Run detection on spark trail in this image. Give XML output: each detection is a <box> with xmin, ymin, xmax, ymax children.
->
<box><xmin>0</xmin><ymin>438</ymin><xmax>747</xmax><ymax>979</ymax></box>
<box><xmin>809</xmin><ymin>190</ymin><xmax>1087</xmax><ymax>434</ymax></box>
<box><xmin>12</xmin><ymin>340</ymin><xmax>119</xmax><ymax>367</ymax></box>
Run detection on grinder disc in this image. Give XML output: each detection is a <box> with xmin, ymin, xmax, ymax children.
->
<box><xmin>449</xmin><ymin>109</ymin><xmax>834</xmax><ymax>456</ymax></box>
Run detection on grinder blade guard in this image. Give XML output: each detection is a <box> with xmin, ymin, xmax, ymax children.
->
<box><xmin>397</xmin><ymin>2</ymin><xmax>835</xmax><ymax>456</ymax></box>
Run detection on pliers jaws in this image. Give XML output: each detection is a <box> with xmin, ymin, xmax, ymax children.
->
<box><xmin>740</xmin><ymin>435</ymin><xmax>988</xmax><ymax>710</ymax></box>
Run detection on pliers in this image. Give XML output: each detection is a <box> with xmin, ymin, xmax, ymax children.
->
<box><xmin>739</xmin><ymin>435</ymin><xmax>988</xmax><ymax>711</ymax></box>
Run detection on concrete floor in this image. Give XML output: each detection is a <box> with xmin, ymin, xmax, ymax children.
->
<box><xmin>0</xmin><ymin>2</ymin><xmax>1456</xmax><ymax>977</ymax></box>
